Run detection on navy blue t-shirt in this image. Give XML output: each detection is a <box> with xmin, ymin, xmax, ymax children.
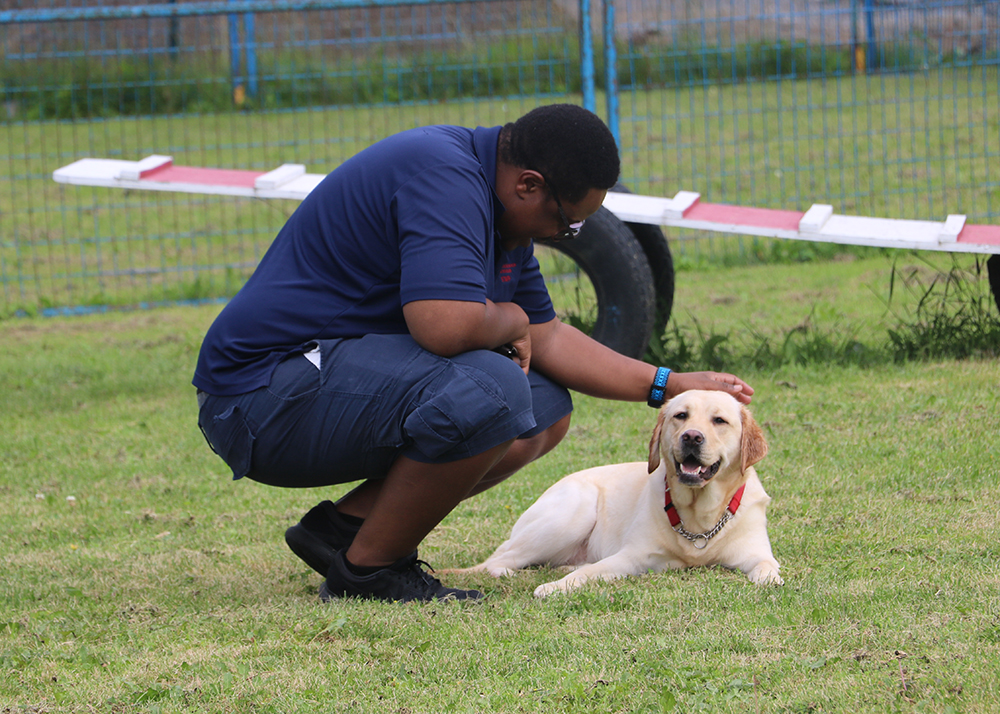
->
<box><xmin>193</xmin><ymin>125</ymin><xmax>556</xmax><ymax>396</ymax></box>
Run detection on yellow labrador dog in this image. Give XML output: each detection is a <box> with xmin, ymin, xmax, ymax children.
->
<box><xmin>463</xmin><ymin>390</ymin><xmax>782</xmax><ymax>597</ymax></box>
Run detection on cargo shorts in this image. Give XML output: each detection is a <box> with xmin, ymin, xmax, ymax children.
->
<box><xmin>197</xmin><ymin>334</ymin><xmax>572</xmax><ymax>488</ymax></box>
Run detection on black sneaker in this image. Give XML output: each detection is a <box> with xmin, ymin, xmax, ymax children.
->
<box><xmin>285</xmin><ymin>501</ymin><xmax>362</xmax><ymax>576</ymax></box>
<box><xmin>319</xmin><ymin>550</ymin><xmax>483</xmax><ymax>603</ymax></box>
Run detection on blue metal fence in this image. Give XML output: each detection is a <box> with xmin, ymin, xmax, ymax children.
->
<box><xmin>611</xmin><ymin>0</ymin><xmax>1000</xmax><ymax>229</ymax></box>
<box><xmin>2</xmin><ymin>0</ymin><xmax>999</xmax><ymax>316</ymax></box>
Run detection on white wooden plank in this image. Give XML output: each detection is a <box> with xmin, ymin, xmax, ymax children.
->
<box><xmin>818</xmin><ymin>215</ymin><xmax>942</xmax><ymax>244</ymax></box>
<box><xmin>112</xmin><ymin>179</ymin><xmax>258</xmax><ymax>197</ymax></box>
<box><xmin>601</xmin><ymin>190</ymin><xmax>700</xmax><ymax>223</ymax></box>
<box><xmin>118</xmin><ymin>154</ymin><xmax>172</xmax><ymax>180</ymax></box>
<box><xmin>54</xmin><ymin>158</ymin><xmax>137</xmax><ymax>185</ymax></box>
<box><xmin>664</xmin><ymin>190</ymin><xmax>700</xmax><ymax>219</ymax></box>
<box><xmin>255</xmin><ymin>163</ymin><xmax>306</xmax><ymax>190</ymax></box>
<box><xmin>254</xmin><ymin>173</ymin><xmax>325</xmax><ymax>200</ymax></box>
<box><xmin>673</xmin><ymin>217</ymin><xmax>802</xmax><ymax>241</ymax></box>
<box><xmin>600</xmin><ymin>192</ymin><xmax>674</xmax><ymax>223</ymax></box>
<box><xmin>938</xmin><ymin>214</ymin><xmax>966</xmax><ymax>243</ymax></box>
<box><xmin>799</xmin><ymin>204</ymin><xmax>834</xmax><ymax>233</ymax></box>
<box><xmin>52</xmin><ymin>159</ymin><xmax>1000</xmax><ymax>254</ymax></box>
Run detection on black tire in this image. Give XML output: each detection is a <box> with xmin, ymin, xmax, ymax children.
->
<box><xmin>549</xmin><ymin>206</ymin><xmax>656</xmax><ymax>359</ymax></box>
<box><xmin>988</xmin><ymin>254</ymin><xmax>1000</xmax><ymax>316</ymax></box>
<box><xmin>610</xmin><ymin>183</ymin><xmax>675</xmax><ymax>336</ymax></box>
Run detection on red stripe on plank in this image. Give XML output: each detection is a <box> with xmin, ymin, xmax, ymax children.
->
<box><xmin>684</xmin><ymin>202</ymin><xmax>805</xmax><ymax>231</ymax></box>
<box><xmin>138</xmin><ymin>159</ymin><xmax>172</xmax><ymax>178</ymax></box>
<box><xmin>142</xmin><ymin>166</ymin><xmax>264</xmax><ymax>188</ymax></box>
<box><xmin>957</xmin><ymin>224</ymin><xmax>1000</xmax><ymax>247</ymax></box>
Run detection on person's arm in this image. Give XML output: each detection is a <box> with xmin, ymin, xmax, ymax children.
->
<box><xmin>529</xmin><ymin>317</ymin><xmax>753</xmax><ymax>404</ymax></box>
<box><xmin>403</xmin><ymin>299</ymin><xmax>531</xmax><ymax>371</ymax></box>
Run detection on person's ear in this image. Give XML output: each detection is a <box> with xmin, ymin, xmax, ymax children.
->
<box><xmin>515</xmin><ymin>170</ymin><xmax>546</xmax><ymax>200</ymax></box>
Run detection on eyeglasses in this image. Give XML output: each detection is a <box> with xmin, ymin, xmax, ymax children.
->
<box><xmin>543</xmin><ymin>179</ymin><xmax>585</xmax><ymax>242</ymax></box>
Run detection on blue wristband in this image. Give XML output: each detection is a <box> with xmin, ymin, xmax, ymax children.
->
<box><xmin>647</xmin><ymin>367</ymin><xmax>671</xmax><ymax>408</ymax></box>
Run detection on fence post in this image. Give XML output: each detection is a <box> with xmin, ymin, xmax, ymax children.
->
<box><xmin>580</xmin><ymin>0</ymin><xmax>596</xmax><ymax>113</ymax></box>
<box><xmin>168</xmin><ymin>0</ymin><xmax>179</xmax><ymax>63</ymax></box>
<box><xmin>851</xmin><ymin>0</ymin><xmax>861</xmax><ymax>71</ymax></box>
<box><xmin>245</xmin><ymin>11</ymin><xmax>257</xmax><ymax>98</ymax></box>
<box><xmin>863</xmin><ymin>0</ymin><xmax>877</xmax><ymax>71</ymax></box>
<box><xmin>603</xmin><ymin>0</ymin><xmax>619</xmax><ymax>147</ymax></box>
<box><xmin>228</xmin><ymin>1</ymin><xmax>243</xmax><ymax>104</ymax></box>
<box><xmin>227</xmin><ymin>1</ymin><xmax>257</xmax><ymax>104</ymax></box>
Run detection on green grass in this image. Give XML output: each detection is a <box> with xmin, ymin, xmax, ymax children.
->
<box><xmin>2</xmin><ymin>260</ymin><xmax>999</xmax><ymax>712</ymax></box>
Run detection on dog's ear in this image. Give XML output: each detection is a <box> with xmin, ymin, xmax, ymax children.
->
<box><xmin>648</xmin><ymin>408</ymin><xmax>666</xmax><ymax>473</ymax></box>
<box><xmin>740</xmin><ymin>406</ymin><xmax>768</xmax><ymax>473</ymax></box>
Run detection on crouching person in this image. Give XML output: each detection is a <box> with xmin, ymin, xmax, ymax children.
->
<box><xmin>194</xmin><ymin>104</ymin><xmax>752</xmax><ymax>603</ymax></box>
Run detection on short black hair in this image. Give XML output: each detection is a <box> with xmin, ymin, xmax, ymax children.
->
<box><xmin>499</xmin><ymin>104</ymin><xmax>620</xmax><ymax>204</ymax></box>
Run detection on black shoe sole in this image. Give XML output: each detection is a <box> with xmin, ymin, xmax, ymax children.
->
<box><xmin>285</xmin><ymin>523</ymin><xmax>338</xmax><ymax>576</ymax></box>
<box><xmin>318</xmin><ymin>580</ymin><xmax>483</xmax><ymax>604</ymax></box>
<box><xmin>318</xmin><ymin>552</ymin><xmax>485</xmax><ymax>604</ymax></box>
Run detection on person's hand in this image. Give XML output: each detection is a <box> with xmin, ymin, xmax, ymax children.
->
<box><xmin>509</xmin><ymin>332</ymin><xmax>531</xmax><ymax>375</ymax></box>
<box><xmin>667</xmin><ymin>371</ymin><xmax>754</xmax><ymax>405</ymax></box>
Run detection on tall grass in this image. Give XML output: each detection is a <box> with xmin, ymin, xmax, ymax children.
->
<box><xmin>644</xmin><ymin>253</ymin><xmax>1000</xmax><ymax>370</ymax></box>
<box><xmin>886</xmin><ymin>255</ymin><xmax>1000</xmax><ymax>361</ymax></box>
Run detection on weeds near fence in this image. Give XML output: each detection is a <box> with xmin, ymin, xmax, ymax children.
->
<box><xmin>644</xmin><ymin>256</ymin><xmax>1000</xmax><ymax>369</ymax></box>
<box><xmin>646</xmin><ymin>313</ymin><xmax>885</xmax><ymax>372</ymax></box>
<box><xmin>886</xmin><ymin>256</ymin><xmax>1000</xmax><ymax>361</ymax></box>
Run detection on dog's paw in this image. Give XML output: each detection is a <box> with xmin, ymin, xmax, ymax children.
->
<box><xmin>533</xmin><ymin>580</ymin><xmax>567</xmax><ymax>598</ymax></box>
<box><xmin>441</xmin><ymin>562</ymin><xmax>517</xmax><ymax>577</ymax></box>
<box><xmin>747</xmin><ymin>561</ymin><xmax>783</xmax><ymax>586</ymax></box>
<box><xmin>485</xmin><ymin>565</ymin><xmax>517</xmax><ymax>578</ymax></box>
<box><xmin>533</xmin><ymin>571</ymin><xmax>596</xmax><ymax>597</ymax></box>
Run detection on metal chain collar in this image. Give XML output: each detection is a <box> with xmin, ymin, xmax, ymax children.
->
<box><xmin>672</xmin><ymin>509</ymin><xmax>735</xmax><ymax>550</ymax></box>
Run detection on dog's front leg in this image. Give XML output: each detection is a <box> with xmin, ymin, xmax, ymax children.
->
<box><xmin>727</xmin><ymin>543</ymin><xmax>782</xmax><ymax>585</ymax></box>
<box><xmin>533</xmin><ymin>551</ymin><xmax>649</xmax><ymax>598</ymax></box>
<box><xmin>745</xmin><ymin>558</ymin><xmax>783</xmax><ymax>585</ymax></box>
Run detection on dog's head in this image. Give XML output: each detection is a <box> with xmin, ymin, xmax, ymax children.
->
<box><xmin>647</xmin><ymin>390</ymin><xmax>767</xmax><ymax>487</ymax></box>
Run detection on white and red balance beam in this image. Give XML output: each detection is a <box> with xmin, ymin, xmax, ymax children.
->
<box><xmin>53</xmin><ymin>155</ymin><xmax>1000</xmax><ymax>255</ymax></box>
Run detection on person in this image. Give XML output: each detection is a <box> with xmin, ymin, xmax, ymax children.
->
<box><xmin>193</xmin><ymin>103</ymin><xmax>753</xmax><ymax>604</ymax></box>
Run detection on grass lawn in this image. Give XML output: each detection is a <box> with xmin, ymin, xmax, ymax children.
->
<box><xmin>2</xmin><ymin>257</ymin><xmax>999</xmax><ymax>712</ymax></box>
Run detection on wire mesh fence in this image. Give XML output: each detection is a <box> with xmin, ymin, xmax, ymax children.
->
<box><xmin>2</xmin><ymin>0</ymin><xmax>998</xmax><ymax>316</ymax></box>
<box><xmin>612</xmin><ymin>0</ymin><xmax>1000</xmax><ymax>261</ymax></box>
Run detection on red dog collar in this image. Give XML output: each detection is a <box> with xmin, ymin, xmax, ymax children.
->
<box><xmin>664</xmin><ymin>483</ymin><xmax>745</xmax><ymax>548</ymax></box>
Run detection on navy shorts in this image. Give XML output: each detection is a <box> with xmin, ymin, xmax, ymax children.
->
<box><xmin>197</xmin><ymin>334</ymin><xmax>573</xmax><ymax>488</ymax></box>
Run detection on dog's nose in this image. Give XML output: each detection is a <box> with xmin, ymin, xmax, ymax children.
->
<box><xmin>681</xmin><ymin>430</ymin><xmax>705</xmax><ymax>446</ymax></box>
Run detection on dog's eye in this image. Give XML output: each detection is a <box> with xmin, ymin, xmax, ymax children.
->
<box><xmin>712</xmin><ymin>416</ymin><xmax>728</xmax><ymax>425</ymax></box>
<box><xmin>673</xmin><ymin>411</ymin><xmax>688</xmax><ymax>420</ymax></box>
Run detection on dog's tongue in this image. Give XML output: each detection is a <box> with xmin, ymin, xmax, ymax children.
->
<box><xmin>681</xmin><ymin>458</ymin><xmax>707</xmax><ymax>477</ymax></box>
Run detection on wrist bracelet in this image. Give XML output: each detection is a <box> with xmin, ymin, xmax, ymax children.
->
<box><xmin>647</xmin><ymin>367</ymin><xmax>671</xmax><ymax>408</ymax></box>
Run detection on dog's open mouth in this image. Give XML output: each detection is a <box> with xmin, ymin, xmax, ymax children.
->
<box><xmin>675</xmin><ymin>457</ymin><xmax>722</xmax><ymax>484</ymax></box>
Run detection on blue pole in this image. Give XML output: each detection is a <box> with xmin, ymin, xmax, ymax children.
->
<box><xmin>580</xmin><ymin>0</ymin><xmax>595</xmax><ymax>113</ymax></box>
<box><xmin>863</xmin><ymin>0</ymin><xmax>877</xmax><ymax>72</ymax></box>
<box><xmin>228</xmin><ymin>0</ymin><xmax>242</xmax><ymax>103</ymax></box>
<box><xmin>168</xmin><ymin>0</ymin><xmax>179</xmax><ymax>62</ymax></box>
<box><xmin>245</xmin><ymin>11</ymin><xmax>257</xmax><ymax>97</ymax></box>
<box><xmin>603</xmin><ymin>0</ymin><xmax>619</xmax><ymax>147</ymax></box>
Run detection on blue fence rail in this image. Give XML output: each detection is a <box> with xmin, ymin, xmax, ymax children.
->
<box><xmin>2</xmin><ymin>0</ymin><xmax>999</xmax><ymax>316</ymax></box>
